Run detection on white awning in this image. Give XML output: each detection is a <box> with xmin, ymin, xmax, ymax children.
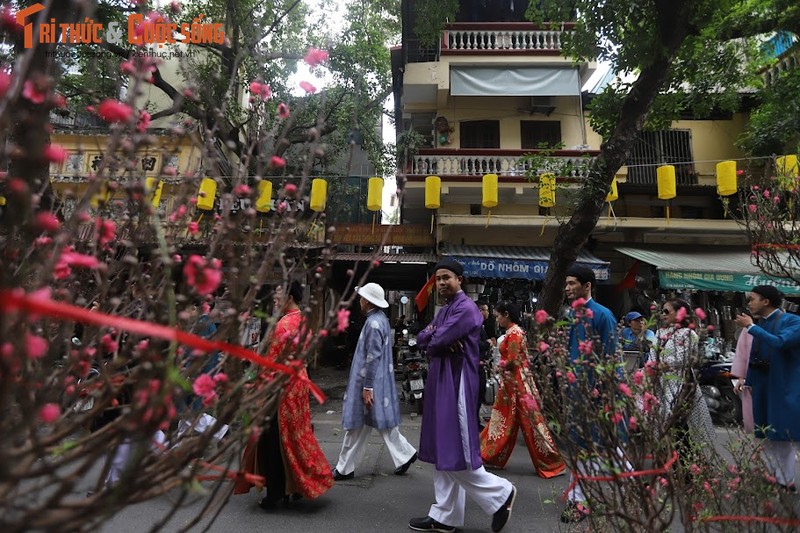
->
<box><xmin>450</xmin><ymin>66</ymin><xmax>580</xmax><ymax>97</ymax></box>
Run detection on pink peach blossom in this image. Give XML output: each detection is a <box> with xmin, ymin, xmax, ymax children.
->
<box><xmin>61</xmin><ymin>251</ymin><xmax>100</xmax><ymax>269</ymax></box>
<box><xmin>299</xmin><ymin>80</ymin><xmax>317</xmax><ymax>94</ymax></box>
<box><xmin>270</xmin><ymin>156</ymin><xmax>286</xmax><ymax>168</ymax></box>
<box><xmin>337</xmin><ymin>308</ymin><xmax>350</xmax><ymax>333</ymax></box>
<box><xmin>98</xmin><ymin>99</ymin><xmax>134</xmax><ymax>123</ymax></box>
<box><xmin>22</xmin><ymin>80</ymin><xmax>46</xmax><ymax>104</ymax></box>
<box><xmin>38</xmin><ymin>403</ymin><xmax>60</xmax><ymax>423</ymax></box>
<box><xmin>277</xmin><ymin>102</ymin><xmax>290</xmax><ymax>118</ymax></box>
<box><xmin>35</xmin><ymin>212</ymin><xmax>60</xmax><ymax>232</ymax></box>
<box><xmin>43</xmin><ymin>144</ymin><xmax>68</xmax><ymax>164</ymax></box>
<box><xmin>534</xmin><ymin>309</ymin><xmax>549</xmax><ymax>324</ymax></box>
<box><xmin>537</xmin><ymin>341</ymin><xmax>550</xmax><ymax>352</ymax></box>
<box><xmin>304</xmin><ymin>47</ymin><xmax>329</xmax><ymax>66</ymax></box>
<box><xmin>98</xmin><ymin>219</ymin><xmax>116</xmax><ymax>246</ymax></box>
<box><xmin>26</xmin><ymin>334</ymin><xmax>48</xmax><ymax>359</ymax></box>
<box><xmin>183</xmin><ymin>255</ymin><xmax>222</xmax><ymax>296</ymax></box>
<box><xmin>0</xmin><ymin>71</ymin><xmax>11</xmax><ymax>98</ymax></box>
<box><xmin>571</xmin><ymin>297</ymin><xmax>586</xmax><ymax>309</ymax></box>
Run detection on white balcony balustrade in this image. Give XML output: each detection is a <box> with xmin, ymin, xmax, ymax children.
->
<box><xmin>444</xmin><ymin>24</ymin><xmax>572</xmax><ymax>53</ymax></box>
<box><xmin>410</xmin><ymin>150</ymin><xmax>596</xmax><ymax>179</ymax></box>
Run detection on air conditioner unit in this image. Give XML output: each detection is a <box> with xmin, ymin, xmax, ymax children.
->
<box><xmin>529</xmin><ymin>96</ymin><xmax>556</xmax><ymax>116</ymax></box>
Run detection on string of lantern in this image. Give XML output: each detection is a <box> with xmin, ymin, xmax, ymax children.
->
<box><xmin>13</xmin><ymin>156</ymin><xmax>797</xmax><ymax>221</ymax></box>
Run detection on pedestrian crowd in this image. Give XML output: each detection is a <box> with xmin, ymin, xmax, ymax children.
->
<box><xmin>214</xmin><ymin>260</ymin><xmax>800</xmax><ymax>530</ymax></box>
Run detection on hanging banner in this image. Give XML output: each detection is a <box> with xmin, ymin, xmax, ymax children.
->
<box><xmin>659</xmin><ymin>270</ymin><xmax>800</xmax><ymax>295</ymax></box>
<box><xmin>456</xmin><ymin>256</ymin><xmax>609</xmax><ymax>282</ymax></box>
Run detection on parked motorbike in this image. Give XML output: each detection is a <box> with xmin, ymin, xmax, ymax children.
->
<box><xmin>698</xmin><ymin>349</ymin><xmax>742</xmax><ymax>427</ymax></box>
<box><xmin>399</xmin><ymin>338</ymin><xmax>427</xmax><ymax>414</ymax></box>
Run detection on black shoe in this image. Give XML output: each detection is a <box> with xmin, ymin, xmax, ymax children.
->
<box><xmin>778</xmin><ymin>483</ymin><xmax>797</xmax><ymax>493</ymax></box>
<box><xmin>259</xmin><ymin>496</ymin><xmax>281</xmax><ymax>511</ymax></box>
<box><xmin>491</xmin><ymin>485</ymin><xmax>516</xmax><ymax>532</ymax></box>
<box><xmin>395</xmin><ymin>452</ymin><xmax>419</xmax><ymax>475</ymax></box>
<box><xmin>560</xmin><ymin>501</ymin><xmax>588</xmax><ymax>523</ymax></box>
<box><xmin>408</xmin><ymin>516</ymin><xmax>456</xmax><ymax>532</ymax></box>
<box><xmin>332</xmin><ymin>469</ymin><xmax>354</xmax><ymax>481</ymax></box>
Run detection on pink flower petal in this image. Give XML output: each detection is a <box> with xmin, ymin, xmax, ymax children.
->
<box><xmin>39</xmin><ymin>403</ymin><xmax>60</xmax><ymax>423</ymax></box>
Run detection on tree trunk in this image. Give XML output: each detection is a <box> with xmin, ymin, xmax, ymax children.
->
<box><xmin>538</xmin><ymin>1</ymin><xmax>694</xmax><ymax>315</ymax></box>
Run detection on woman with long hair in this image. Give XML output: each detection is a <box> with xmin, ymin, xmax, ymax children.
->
<box><xmin>480</xmin><ymin>301</ymin><xmax>565</xmax><ymax>478</ymax></box>
<box><xmin>649</xmin><ymin>298</ymin><xmax>715</xmax><ymax>447</ymax></box>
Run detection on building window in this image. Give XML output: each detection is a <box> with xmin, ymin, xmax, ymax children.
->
<box><xmin>521</xmin><ymin>121</ymin><xmax>562</xmax><ymax>149</ymax></box>
<box><xmin>460</xmin><ymin>120</ymin><xmax>500</xmax><ymax>149</ymax></box>
<box><xmin>626</xmin><ymin>130</ymin><xmax>696</xmax><ymax>185</ymax></box>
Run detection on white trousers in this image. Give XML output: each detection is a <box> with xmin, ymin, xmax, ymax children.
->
<box><xmin>567</xmin><ymin>448</ymin><xmax>631</xmax><ymax>503</ymax></box>
<box><xmin>104</xmin><ymin>439</ymin><xmax>132</xmax><ymax>487</ymax></box>
<box><xmin>428</xmin><ymin>467</ymin><xmax>513</xmax><ymax>528</ymax></box>
<box><xmin>764</xmin><ymin>440</ymin><xmax>799</xmax><ymax>486</ymax></box>
<box><xmin>336</xmin><ymin>425</ymin><xmax>417</xmax><ymax>474</ymax></box>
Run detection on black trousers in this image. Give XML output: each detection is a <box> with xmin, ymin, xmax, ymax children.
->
<box><xmin>257</xmin><ymin>416</ymin><xmax>286</xmax><ymax>503</ymax></box>
<box><xmin>477</xmin><ymin>362</ymin><xmax>487</xmax><ymax>424</ymax></box>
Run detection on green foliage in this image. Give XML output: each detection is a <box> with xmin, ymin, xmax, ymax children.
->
<box><xmin>413</xmin><ymin>0</ymin><xmax>458</xmax><ymax>48</ymax></box>
<box><xmin>532</xmin><ymin>0</ymin><xmax>800</xmax><ymax>150</ymax></box>
<box><xmin>738</xmin><ymin>67</ymin><xmax>800</xmax><ymax>156</ymax></box>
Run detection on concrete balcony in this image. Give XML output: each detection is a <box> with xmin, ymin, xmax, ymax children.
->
<box><xmin>442</xmin><ymin>23</ymin><xmax>575</xmax><ymax>55</ymax></box>
<box><xmin>409</xmin><ymin>148</ymin><xmax>599</xmax><ymax>179</ymax></box>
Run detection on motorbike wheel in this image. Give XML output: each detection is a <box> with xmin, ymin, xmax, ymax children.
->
<box><xmin>415</xmin><ymin>398</ymin><xmax>423</xmax><ymax>415</ymax></box>
<box><xmin>715</xmin><ymin>388</ymin><xmax>742</xmax><ymax>427</ymax></box>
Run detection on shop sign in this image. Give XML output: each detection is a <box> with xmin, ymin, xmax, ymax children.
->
<box><xmin>659</xmin><ymin>270</ymin><xmax>800</xmax><ymax>295</ymax></box>
<box><xmin>457</xmin><ymin>256</ymin><xmax>609</xmax><ymax>282</ymax></box>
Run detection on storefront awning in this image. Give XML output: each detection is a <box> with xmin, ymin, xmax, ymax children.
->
<box><xmin>328</xmin><ymin>252</ymin><xmax>436</xmax><ymax>263</ymax></box>
<box><xmin>442</xmin><ymin>245</ymin><xmax>609</xmax><ymax>282</ymax></box>
<box><xmin>615</xmin><ymin>246</ymin><xmax>800</xmax><ymax>295</ymax></box>
<box><xmin>450</xmin><ymin>66</ymin><xmax>580</xmax><ymax>97</ymax></box>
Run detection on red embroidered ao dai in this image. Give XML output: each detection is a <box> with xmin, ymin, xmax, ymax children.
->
<box><xmin>479</xmin><ymin>323</ymin><xmax>565</xmax><ymax>478</ymax></box>
<box><xmin>234</xmin><ymin>310</ymin><xmax>333</xmax><ymax>499</ymax></box>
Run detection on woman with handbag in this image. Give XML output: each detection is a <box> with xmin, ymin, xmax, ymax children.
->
<box><xmin>649</xmin><ymin>299</ymin><xmax>715</xmax><ymax>449</ymax></box>
<box><xmin>480</xmin><ymin>302</ymin><xmax>565</xmax><ymax>477</ymax></box>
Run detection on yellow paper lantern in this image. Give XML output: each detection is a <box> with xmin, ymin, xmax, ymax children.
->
<box><xmin>256</xmin><ymin>180</ymin><xmax>272</xmax><ymax>213</ymax></box>
<box><xmin>482</xmin><ymin>173</ymin><xmax>498</xmax><ymax>208</ymax></box>
<box><xmin>90</xmin><ymin>182</ymin><xmax>112</xmax><ymax>208</ymax></box>
<box><xmin>0</xmin><ymin>195</ymin><xmax>5</xmax><ymax>206</ymax></box>
<box><xmin>367</xmin><ymin>177</ymin><xmax>383</xmax><ymax>212</ymax></box>
<box><xmin>538</xmin><ymin>173</ymin><xmax>556</xmax><ymax>208</ymax></box>
<box><xmin>777</xmin><ymin>155</ymin><xmax>799</xmax><ymax>176</ymax></box>
<box><xmin>425</xmin><ymin>176</ymin><xmax>441</xmax><ymax>209</ymax></box>
<box><xmin>715</xmin><ymin>160</ymin><xmax>737</xmax><ymax>196</ymax></box>
<box><xmin>145</xmin><ymin>177</ymin><xmax>163</xmax><ymax>207</ymax></box>
<box><xmin>606</xmin><ymin>177</ymin><xmax>619</xmax><ymax>202</ymax></box>
<box><xmin>657</xmin><ymin>165</ymin><xmax>676</xmax><ymax>200</ymax></box>
<box><xmin>310</xmin><ymin>178</ymin><xmax>327</xmax><ymax>212</ymax></box>
<box><xmin>197</xmin><ymin>177</ymin><xmax>217</xmax><ymax>211</ymax></box>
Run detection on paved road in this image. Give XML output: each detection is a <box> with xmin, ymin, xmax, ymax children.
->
<box><xmin>97</xmin><ymin>366</ymin><xmax>738</xmax><ymax>532</ymax></box>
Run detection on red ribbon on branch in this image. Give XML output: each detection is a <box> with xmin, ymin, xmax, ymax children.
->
<box><xmin>700</xmin><ymin>515</ymin><xmax>800</xmax><ymax>526</ymax></box>
<box><xmin>194</xmin><ymin>461</ymin><xmax>265</xmax><ymax>486</ymax></box>
<box><xmin>563</xmin><ymin>451</ymin><xmax>679</xmax><ymax>502</ymax></box>
<box><xmin>0</xmin><ymin>290</ymin><xmax>326</xmax><ymax>404</ymax></box>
